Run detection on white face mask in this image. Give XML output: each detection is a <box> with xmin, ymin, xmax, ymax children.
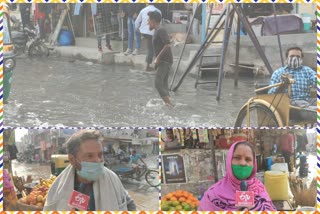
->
<box><xmin>76</xmin><ymin>160</ymin><xmax>104</xmax><ymax>181</ymax></box>
<box><xmin>287</xmin><ymin>56</ymin><xmax>302</xmax><ymax>70</ymax></box>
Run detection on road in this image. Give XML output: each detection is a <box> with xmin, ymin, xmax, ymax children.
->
<box><xmin>5</xmin><ymin>56</ymin><xmax>258</xmax><ymax>127</ymax></box>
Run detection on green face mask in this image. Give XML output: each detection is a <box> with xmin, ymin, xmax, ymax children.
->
<box><xmin>232</xmin><ymin>165</ymin><xmax>253</xmax><ymax>180</ymax></box>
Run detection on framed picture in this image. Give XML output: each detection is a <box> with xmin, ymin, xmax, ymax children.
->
<box><xmin>161</xmin><ymin>154</ymin><xmax>187</xmax><ymax>184</ymax></box>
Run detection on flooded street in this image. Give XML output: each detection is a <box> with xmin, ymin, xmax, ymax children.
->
<box><xmin>5</xmin><ymin>56</ymin><xmax>261</xmax><ymax>127</ymax></box>
<box><xmin>11</xmin><ymin>160</ymin><xmax>52</xmax><ymax>180</ymax></box>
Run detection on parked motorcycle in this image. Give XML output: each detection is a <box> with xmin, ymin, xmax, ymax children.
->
<box><xmin>11</xmin><ymin>16</ymin><xmax>49</xmax><ymax>57</ymax></box>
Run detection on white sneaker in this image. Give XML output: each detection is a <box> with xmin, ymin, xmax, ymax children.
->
<box><xmin>124</xmin><ymin>48</ymin><xmax>132</xmax><ymax>55</ymax></box>
<box><xmin>132</xmin><ymin>49</ymin><xmax>139</xmax><ymax>55</ymax></box>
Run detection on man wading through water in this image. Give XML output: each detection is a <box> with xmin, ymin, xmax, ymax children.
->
<box><xmin>148</xmin><ymin>11</ymin><xmax>173</xmax><ymax>107</ymax></box>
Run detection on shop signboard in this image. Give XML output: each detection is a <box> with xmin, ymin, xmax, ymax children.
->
<box><xmin>161</xmin><ymin>154</ymin><xmax>187</xmax><ymax>184</ymax></box>
<box><xmin>207</xmin><ymin>4</ymin><xmax>225</xmax><ymax>14</ymax></box>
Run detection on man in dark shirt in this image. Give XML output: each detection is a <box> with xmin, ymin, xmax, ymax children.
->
<box><xmin>148</xmin><ymin>11</ymin><xmax>173</xmax><ymax>107</ymax></box>
<box><xmin>19</xmin><ymin>4</ymin><xmax>31</xmax><ymax>30</ymax></box>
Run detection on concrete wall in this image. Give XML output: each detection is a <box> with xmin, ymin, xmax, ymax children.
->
<box><xmin>161</xmin><ymin>149</ymin><xmax>215</xmax><ymax>196</ymax></box>
<box><xmin>224</xmin><ymin>33</ymin><xmax>317</xmax><ymax>76</ymax></box>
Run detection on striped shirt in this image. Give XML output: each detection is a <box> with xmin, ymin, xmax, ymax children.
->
<box><xmin>268</xmin><ymin>65</ymin><xmax>317</xmax><ymax>100</ymax></box>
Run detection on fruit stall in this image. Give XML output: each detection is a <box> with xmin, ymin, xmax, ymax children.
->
<box><xmin>4</xmin><ymin>168</ymin><xmax>56</xmax><ymax>211</ymax></box>
<box><xmin>17</xmin><ymin>176</ymin><xmax>56</xmax><ymax>210</ymax></box>
<box><xmin>161</xmin><ymin>190</ymin><xmax>200</xmax><ymax>211</ymax></box>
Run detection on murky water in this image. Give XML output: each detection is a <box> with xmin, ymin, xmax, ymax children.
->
<box><xmin>11</xmin><ymin>160</ymin><xmax>52</xmax><ymax>180</ymax></box>
<box><xmin>5</xmin><ymin>56</ymin><xmax>265</xmax><ymax>127</ymax></box>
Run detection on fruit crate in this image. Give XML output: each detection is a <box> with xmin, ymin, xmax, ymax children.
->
<box><xmin>17</xmin><ymin>198</ymin><xmax>43</xmax><ymax>211</ymax></box>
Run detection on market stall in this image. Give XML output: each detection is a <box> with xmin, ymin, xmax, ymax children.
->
<box><xmin>160</xmin><ymin>128</ymin><xmax>317</xmax><ymax>211</ymax></box>
<box><xmin>4</xmin><ymin>168</ymin><xmax>56</xmax><ymax>211</ymax></box>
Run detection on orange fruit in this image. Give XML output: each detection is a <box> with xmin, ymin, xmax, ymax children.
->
<box><xmin>170</xmin><ymin>196</ymin><xmax>178</xmax><ymax>201</ymax></box>
<box><xmin>178</xmin><ymin>197</ymin><xmax>186</xmax><ymax>202</ymax></box>
<box><xmin>175</xmin><ymin>190</ymin><xmax>183</xmax><ymax>197</ymax></box>
<box><xmin>186</xmin><ymin>199</ymin><xmax>192</xmax><ymax>204</ymax></box>
<box><xmin>162</xmin><ymin>196</ymin><xmax>167</xmax><ymax>201</ymax></box>
<box><xmin>166</xmin><ymin>193</ymin><xmax>173</xmax><ymax>199</ymax></box>
<box><xmin>172</xmin><ymin>192</ymin><xmax>179</xmax><ymax>197</ymax></box>
<box><xmin>191</xmin><ymin>197</ymin><xmax>198</xmax><ymax>202</ymax></box>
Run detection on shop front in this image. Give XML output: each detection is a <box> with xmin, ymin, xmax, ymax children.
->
<box><xmin>161</xmin><ymin>128</ymin><xmax>317</xmax><ymax>211</ymax></box>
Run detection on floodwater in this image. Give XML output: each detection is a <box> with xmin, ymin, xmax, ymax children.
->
<box><xmin>11</xmin><ymin>157</ymin><xmax>159</xmax><ymax>210</ymax></box>
<box><xmin>5</xmin><ymin>56</ymin><xmax>262</xmax><ymax>127</ymax></box>
<box><xmin>11</xmin><ymin>160</ymin><xmax>52</xmax><ymax>180</ymax></box>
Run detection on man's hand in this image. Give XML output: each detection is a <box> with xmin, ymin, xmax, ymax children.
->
<box><xmin>133</xmin><ymin>13</ymin><xmax>138</xmax><ymax>20</ymax></box>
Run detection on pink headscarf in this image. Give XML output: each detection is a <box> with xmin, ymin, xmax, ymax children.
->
<box><xmin>198</xmin><ymin>141</ymin><xmax>276</xmax><ymax>211</ymax></box>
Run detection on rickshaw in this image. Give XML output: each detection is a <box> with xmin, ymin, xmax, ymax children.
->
<box><xmin>50</xmin><ymin>154</ymin><xmax>70</xmax><ymax>176</ymax></box>
<box><xmin>110</xmin><ymin>164</ymin><xmax>160</xmax><ymax>188</ymax></box>
<box><xmin>234</xmin><ymin>75</ymin><xmax>316</xmax><ymax>127</ymax></box>
<box><xmin>3</xmin><ymin>5</ymin><xmax>16</xmax><ymax>103</ymax></box>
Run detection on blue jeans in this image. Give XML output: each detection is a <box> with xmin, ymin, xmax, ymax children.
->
<box><xmin>97</xmin><ymin>35</ymin><xmax>111</xmax><ymax>48</ymax></box>
<box><xmin>127</xmin><ymin>17</ymin><xmax>141</xmax><ymax>50</ymax></box>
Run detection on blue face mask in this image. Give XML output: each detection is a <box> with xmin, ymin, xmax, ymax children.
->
<box><xmin>76</xmin><ymin>161</ymin><xmax>104</xmax><ymax>181</ymax></box>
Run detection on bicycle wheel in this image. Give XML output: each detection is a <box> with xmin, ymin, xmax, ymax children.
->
<box><xmin>145</xmin><ymin>169</ymin><xmax>159</xmax><ymax>187</ymax></box>
<box><xmin>235</xmin><ymin>104</ymin><xmax>280</xmax><ymax>127</ymax></box>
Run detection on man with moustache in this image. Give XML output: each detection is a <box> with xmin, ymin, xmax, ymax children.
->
<box><xmin>43</xmin><ymin>130</ymin><xmax>136</xmax><ymax>211</ymax></box>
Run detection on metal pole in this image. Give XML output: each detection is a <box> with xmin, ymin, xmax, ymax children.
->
<box><xmin>206</xmin><ymin>4</ymin><xmax>214</xmax><ymax>36</ymax></box>
<box><xmin>169</xmin><ymin>3</ymin><xmax>200</xmax><ymax>91</ymax></box>
<box><xmin>121</xmin><ymin>16</ymin><xmax>124</xmax><ymax>52</ymax></box>
<box><xmin>234</xmin><ymin>12</ymin><xmax>241</xmax><ymax>86</ymax></box>
<box><xmin>272</xmin><ymin>4</ymin><xmax>284</xmax><ymax>67</ymax></box>
<box><xmin>233</xmin><ymin>3</ymin><xmax>273</xmax><ymax>75</ymax></box>
<box><xmin>172</xmin><ymin>7</ymin><xmax>227</xmax><ymax>92</ymax></box>
<box><xmin>201</xmin><ymin>3</ymin><xmax>206</xmax><ymax>44</ymax></box>
<box><xmin>208</xmin><ymin>130</ymin><xmax>218</xmax><ymax>183</ymax></box>
<box><xmin>172</xmin><ymin>18</ymin><xmax>226</xmax><ymax>92</ymax></box>
<box><xmin>216</xmin><ymin>5</ymin><xmax>234</xmax><ymax>101</ymax></box>
<box><xmin>194</xmin><ymin>4</ymin><xmax>213</xmax><ymax>88</ymax></box>
<box><xmin>84</xmin><ymin>5</ymin><xmax>87</xmax><ymax>37</ymax></box>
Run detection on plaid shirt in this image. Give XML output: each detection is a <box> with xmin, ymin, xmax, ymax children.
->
<box><xmin>268</xmin><ymin>65</ymin><xmax>317</xmax><ymax>100</ymax></box>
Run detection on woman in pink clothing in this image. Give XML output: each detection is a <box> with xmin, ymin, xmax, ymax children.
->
<box><xmin>198</xmin><ymin>141</ymin><xmax>276</xmax><ymax>211</ymax></box>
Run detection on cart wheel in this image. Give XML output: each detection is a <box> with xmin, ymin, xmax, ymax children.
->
<box><xmin>145</xmin><ymin>169</ymin><xmax>159</xmax><ymax>187</ymax></box>
<box><xmin>235</xmin><ymin>104</ymin><xmax>280</xmax><ymax>127</ymax></box>
<box><xmin>28</xmin><ymin>42</ymin><xmax>49</xmax><ymax>57</ymax></box>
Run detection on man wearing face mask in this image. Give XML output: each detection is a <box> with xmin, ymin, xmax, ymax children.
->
<box><xmin>43</xmin><ymin>130</ymin><xmax>136</xmax><ymax>211</ymax></box>
<box><xmin>268</xmin><ymin>47</ymin><xmax>317</xmax><ymax>108</ymax></box>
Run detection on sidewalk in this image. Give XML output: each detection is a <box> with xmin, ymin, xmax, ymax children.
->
<box><xmin>52</xmin><ymin>36</ymin><xmax>222</xmax><ymax>76</ymax></box>
<box><xmin>10</xmin><ymin>8</ymin><xmax>221</xmax><ymax>75</ymax></box>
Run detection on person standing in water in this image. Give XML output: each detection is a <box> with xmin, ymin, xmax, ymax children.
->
<box><xmin>147</xmin><ymin>11</ymin><xmax>173</xmax><ymax>107</ymax></box>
